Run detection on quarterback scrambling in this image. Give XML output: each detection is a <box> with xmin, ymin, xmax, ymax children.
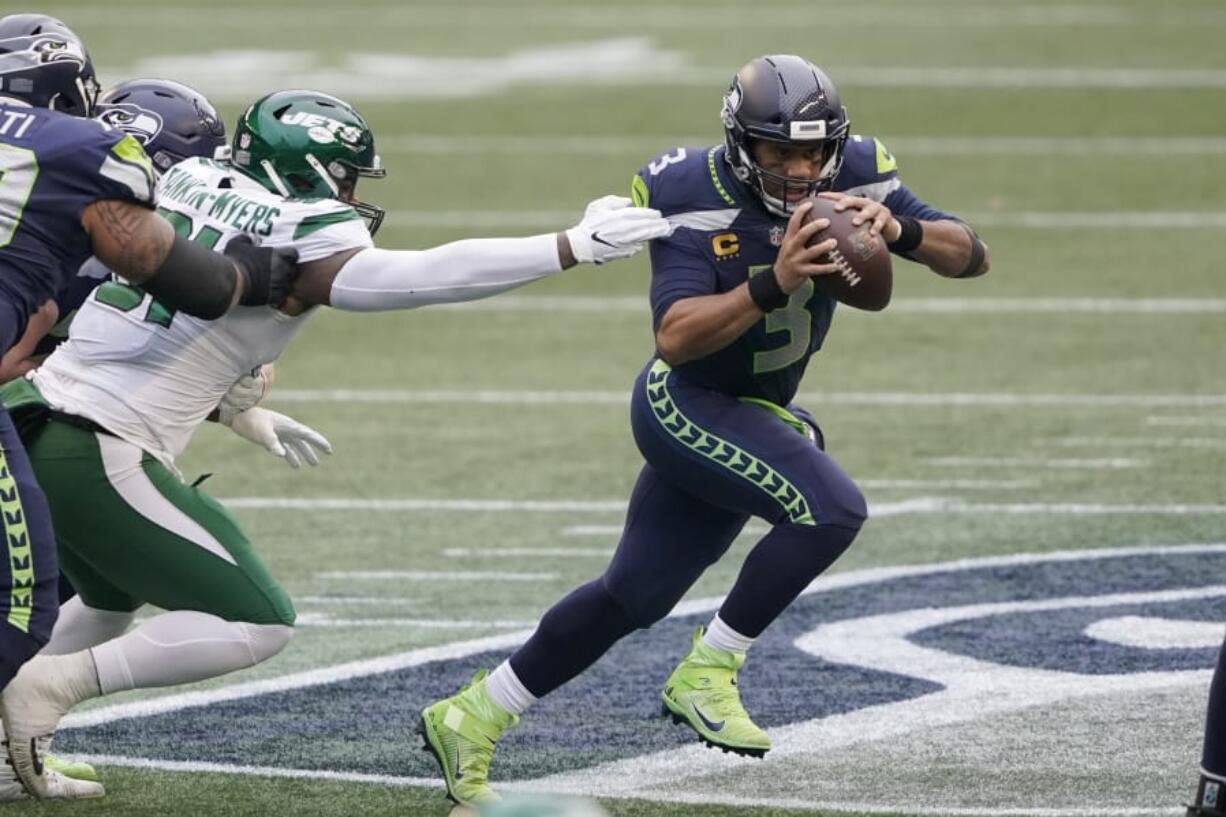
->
<box><xmin>420</xmin><ymin>54</ymin><xmax>990</xmax><ymax>807</ymax></box>
<box><xmin>0</xmin><ymin>88</ymin><xmax>668</xmax><ymax>800</ymax></box>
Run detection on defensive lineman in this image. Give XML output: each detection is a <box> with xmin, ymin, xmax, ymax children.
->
<box><xmin>0</xmin><ymin>10</ymin><xmax>296</xmax><ymax>758</ymax></box>
<box><xmin>0</xmin><ymin>87</ymin><xmax>668</xmax><ymax>800</ymax></box>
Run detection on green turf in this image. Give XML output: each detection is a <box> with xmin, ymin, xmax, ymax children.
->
<box><xmin>12</xmin><ymin>1</ymin><xmax>1225</xmax><ymax>815</ymax></box>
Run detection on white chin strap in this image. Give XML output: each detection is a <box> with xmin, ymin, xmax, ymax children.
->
<box><xmin>259</xmin><ymin>159</ymin><xmax>292</xmax><ymax>197</ymax></box>
<box><xmin>304</xmin><ymin>153</ymin><xmax>340</xmax><ymax>196</ymax></box>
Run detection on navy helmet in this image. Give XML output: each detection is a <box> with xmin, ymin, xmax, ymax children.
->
<box><xmin>0</xmin><ymin>13</ymin><xmax>99</xmax><ymax>116</ymax></box>
<box><xmin>721</xmin><ymin>55</ymin><xmax>851</xmax><ymax>216</ymax></box>
<box><xmin>96</xmin><ymin>79</ymin><xmax>226</xmax><ymax>175</ymax></box>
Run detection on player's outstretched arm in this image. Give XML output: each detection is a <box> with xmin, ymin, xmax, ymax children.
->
<box><xmin>287</xmin><ymin>196</ymin><xmax>670</xmax><ymax>312</ymax></box>
<box><xmin>81</xmin><ymin>200</ymin><xmax>301</xmax><ymax>319</ymax></box>
<box><xmin>655</xmin><ymin>201</ymin><xmax>836</xmax><ymax>366</ymax></box>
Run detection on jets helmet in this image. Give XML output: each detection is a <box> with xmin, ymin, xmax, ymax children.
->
<box><xmin>228</xmin><ymin>89</ymin><xmax>386</xmax><ymax>235</ymax></box>
<box><xmin>0</xmin><ymin>13</ymin><xmax>99</xmax><ymax>116</ymax></box>
<box><xmin>722</xmin><ymin>55</ymin><xmax>851</xmax><ymax>216</ymax></box>
<box><xmin>95</xmin><ymin>79</ymin><xmax>226</xmax><ymax>175</ymax></box>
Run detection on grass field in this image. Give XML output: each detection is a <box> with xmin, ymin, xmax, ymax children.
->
<box><xmin>14</xmin><ymin>0</ymin><xmax>1226</xmax><ymax>815</ymax></box>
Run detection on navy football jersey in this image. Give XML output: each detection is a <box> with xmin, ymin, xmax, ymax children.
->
<box><xmin>0</xmin><ymin>101</ymin><xmax>155</xmax><ymax>350</ymax></box>
<box><xmin>634</xmin><ymin>137</ymin><xmax>958</xmax><ymax>406</ymax></box>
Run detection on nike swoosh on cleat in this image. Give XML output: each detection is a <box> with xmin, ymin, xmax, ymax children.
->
<box><xmin>691</xmin><ymin>703</ymin><xmax>725</xmax><ymax>732</ymax></box>
<box><xmin>590</xmin><ymin>232</ymin><xmax>616</xmax><ymax>248</ymax></box>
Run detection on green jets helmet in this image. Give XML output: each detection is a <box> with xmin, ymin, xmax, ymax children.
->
<box><xmin>228</xmin><ymin>89</ymin><xmax>386</xmax><ymax>234</ymax></box>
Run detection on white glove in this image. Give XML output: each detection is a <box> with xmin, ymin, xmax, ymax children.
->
<box><xmin>564</xmin><ymin>195</ymin><xmax>672</xmax><ymax>265</ymax></box>
<box><xmin>224</xmin><ymin>407</ymin><xmax>332</xmax><ymax>469</ymax></box>
<box><xmin>216</xmin><ymin>365</ymin><xmax>274</xmax><ymax>424</ymax></box>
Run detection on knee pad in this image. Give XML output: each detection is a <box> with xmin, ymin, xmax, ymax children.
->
<box><xmin>243</xmin><ymin>622</ymin><xmax>293</xmax><ymax>664</ymax></box>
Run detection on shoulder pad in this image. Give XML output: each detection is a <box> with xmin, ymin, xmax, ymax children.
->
<box><xmin>633</xmin><ymin>146</ymin><xmax>741</xmax><ymax>217</ymax></box>
<box><xmin>832</xmin><ymin>135</ymin><xmax>901</xmax><ymax>202</ymax></box>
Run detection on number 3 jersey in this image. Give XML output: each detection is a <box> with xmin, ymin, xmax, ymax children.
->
<box><xmin>33</xmin><ymin>157</ymin><xmax>373</xmax><ymax>468</ymax></box>
<box><xmin>0</xmin><ymin>102</ymin><xmax>156</xmax><ymax>349</ymax></box>
<box><xmin>634</xmin><ymin>138</ymin><xmax>958</xmax><ymax>407</ymax></box>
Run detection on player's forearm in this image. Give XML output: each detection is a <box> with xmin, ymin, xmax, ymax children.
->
<box><xmin>655</xmin><ymin>288</ymin><xmax>762</xmax><ymax>366</ymax></box>
<box><xmin>898</xmin><ymin>219</ymin><xmax>991</xmax><ymax>279</ymax></box>
<box><xmin>329</xmin><ymin>237</ymin><xmax>563</xmax><ymax>311</ymax></box>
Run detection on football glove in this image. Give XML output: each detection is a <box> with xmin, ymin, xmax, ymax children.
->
<box><xmin>565</xmin><ymin>195</ymin><xmax>671</xmax><ymax>265</ymax></box>
<box><xmin>216</xmin><ymin>365</ymin><xmax>274</xmax><ymax>424</ymax></box>
<box><xmin>224</xmin><ymin>406</ymin><xmax>332</xmax><ymax>469</ymax></box>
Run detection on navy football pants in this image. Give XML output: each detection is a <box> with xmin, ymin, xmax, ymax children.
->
<box><xmin>511</xmin><ymin>360</ymin><xmax>866</xmax><ymax>697</ymax></box>
<box><xmin>0</xmin><ymin>405</ymin><xmax>60</xmax><ymax>691</ymax></box>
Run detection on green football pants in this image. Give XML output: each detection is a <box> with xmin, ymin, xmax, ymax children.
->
<box><xmin>25</xmin><ymin>418</ymin><xmax>294</xmax><ymax>626</ymax></box>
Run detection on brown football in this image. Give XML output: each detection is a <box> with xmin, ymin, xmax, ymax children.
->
<box><xmin>802</xmin><ymin>196</ymin><xmax>893</xmax><ymax>311</ymax></box>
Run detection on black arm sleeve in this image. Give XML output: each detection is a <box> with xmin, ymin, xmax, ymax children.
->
<box><xmin>141</xmin><ymin>234</ymin><xmax>237</xmax><ymax>321</ymax></box>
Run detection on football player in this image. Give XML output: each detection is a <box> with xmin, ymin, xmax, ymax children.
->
<box><xmin>0</xmin><ymin>9</ymin><xmax>296</xmax><ymax>774</ymax></box>
<box><xmin>420</xmin><ymin>54</ymin><xmax>991</xmax><ymax>806</ymax></box>
<box><xmin>1189</xmin><ymin>646</ymin><xmax>1226</xmax><ymax>815</ymax></box>
<box><xmin>0</xmin><ymin>88</ymin><xmax>668</xmax><ymax>800</ymax></box>
<box><xmin>0</xmin><ymin>74</ymin><xmax>243</xmax><ymax>799</ymax></box>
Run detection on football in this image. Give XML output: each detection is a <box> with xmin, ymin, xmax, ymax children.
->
<box><xmin>801</xmin><ymin>196</ymin><xmax>893</xmax><ymax>311</ymax></box>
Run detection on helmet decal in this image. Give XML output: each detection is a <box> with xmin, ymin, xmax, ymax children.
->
<box><xmin>96</xmin><ymin>103</ymin><xmax>164</xmax><ymax>146</ymax></box>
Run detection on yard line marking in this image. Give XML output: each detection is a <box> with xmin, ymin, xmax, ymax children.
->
<box><xmin>860</xmin><ymin>478</ymin><xmax>1038</xmax><ymax>490</ymax></box>
<box><xmin>385</xmin><ymin>210</ymin><xmax>1226</xmax><ymax>230</ymax></box>
<box><xmin>221</xmin><ymin>497</ymin><xmax>627</xmax><ymax>512</ymax></box>
<box><xmin>269</xmin><ymin>390</ymin><xmax>1226</xmax><ymax>409</ymax></box>
<box><xmin>60</xmin><ymin>543</ymin><xmax>1226</xmax><ymax>731</ymax></box>
<box><xmin>419</xmin><ymin>295</ymin><xmax>1226</xmax><ymax>314</ymax></box>
<box><xmin>443</xmin><ymin>547</ymin><xmax>612</xmax><ymax>557</ymax></box>
<box><xmin>63</xmin><ymin>754</ymin><xmax>1176</xmax><ymax>817</ymax></box>
<box><xmin>561</xmin><ymin>526</ymin><xmax>624</xmax><ymax>536</ymax></box>
<box><xmin>297</xmin><ymin>596</ymin><xmax>419</xmax><ymax>606</ymax></box>
<box><xmin>296</xmin><ymin>613</ymin><xmax>535</xmax><ymax>629</ymax></box>
<box><xmin>1085</xmin><ymin>615</ymin><xmax>1225</xmax><ymax>650</ymax></box>
<box><xmin>1147</xmin><ymin>416</ymin><xmax>1226</xmax><ymax>427</ymax></box>
<box><xmin>948</xmin><ymin>502</ymin><xmax>1226</xmax><ymax>516</ymax></box>
<box><xmin>315</xmin><ymin>570</ymin><xmax>557</xmax><ymax>581</ymax></box>
<box><xmin>1051</xmin><ymin>436</ymin><xmax>1226</xmax><ymax>450</ymax></box>
<box><xmin>927</xmin><ymin>456</ymin><xmax>1144</xmax><ymax>469</ymax></box>
<box><xmin>379</xmin><ymin>135</ymin><xmax>1226</xmax><ymax>157</ymax></box>
<box><xmin>71</xmin><ymin>754</ymin><xmax>442</xmax><ymax>790</ymax></box>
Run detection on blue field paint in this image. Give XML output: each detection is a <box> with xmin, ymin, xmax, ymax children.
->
<box><xmin>58</xmin><ymin>548</ymin><xmax>1225</xmax><ymax>780</ymax></box>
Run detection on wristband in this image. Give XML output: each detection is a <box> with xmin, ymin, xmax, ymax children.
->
<box><xmin>747</xmin><ymin>267</ymin><xmax>790</xmax><ymax>312</ymax></box>
<box><xmin>886</xmin><ymin>216</ymin><xmax>923</xmax><ymax>254</ymax></box>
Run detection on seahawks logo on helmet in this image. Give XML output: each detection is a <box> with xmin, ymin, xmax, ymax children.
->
<box><xmin>31</xmin><ymin>35</ymin><xmax>84</xmax><ymax>64</ymax></box>
<box><xmin>96</xmin><ymin>103</ymin><xmax>163</xmax><ymax>146</ymax></box>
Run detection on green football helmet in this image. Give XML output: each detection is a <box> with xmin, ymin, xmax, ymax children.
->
<box><xmin>229</xmin><ymin>89</ymin><xmax>386</xmax><ymax>234</ymax></box>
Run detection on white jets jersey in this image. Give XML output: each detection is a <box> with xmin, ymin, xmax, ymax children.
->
<box><xmin>34</xmin><ymin>158</ymin><xmax>373</xmax><ymax>469</ymax></box>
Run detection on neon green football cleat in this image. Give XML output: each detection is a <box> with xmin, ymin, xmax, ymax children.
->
<box><xmin>661</xmin><ymin>627</ymin><xmax>771</xmax><ymax>758</ymax></box>
<box><xmin>420</xmin><ymin>670</ymin><xmax>517</xmax><ymax>806</ymax></box>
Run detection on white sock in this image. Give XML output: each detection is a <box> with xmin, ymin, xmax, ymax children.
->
<box><xmin>41</xmin><ymin>596</ymin><xmax>136</xmax><ymax>655</ymax></box>
<box><xmin>703</xmin><ymin>614</ymin><xmax>755</xmax><ymax>654</ymax></box>
<box><xmin>90</xmin><ymin>610</ymin><xmax>292</xmax><ymax>695</ymax></box>
<box><xmin>484</xmin><ymin>661</ymin><xmax>537</xmax><ymax>717</ymax></box>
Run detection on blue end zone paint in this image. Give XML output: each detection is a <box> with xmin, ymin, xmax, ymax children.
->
<box><xmin>58</xmin><ymin>549</ymin><xmax>1224</xmax><ymax>780</ymax></box>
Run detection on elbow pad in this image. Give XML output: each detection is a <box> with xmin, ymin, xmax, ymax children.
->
<box><xmin>142</xmin><ymin>234</ymin><xmax>237</xmax><ymax>320</ymax></box>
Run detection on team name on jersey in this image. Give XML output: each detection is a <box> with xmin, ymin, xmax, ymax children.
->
<box><xmin>159</xmin><ymin>165</ymin><xmax>279</xmax><ymax>237</ymax></box>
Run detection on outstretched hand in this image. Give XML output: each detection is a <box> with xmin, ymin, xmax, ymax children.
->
<box><xmin>564</xmin><ymin>195</ymin><xmax>671</xmax><ymax>266</ymax></box>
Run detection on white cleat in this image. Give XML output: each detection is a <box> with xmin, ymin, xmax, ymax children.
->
<box><xmin>0</xmin><ymin>655</ymin><xmax>103</xmax><ymax>800</ymax></box>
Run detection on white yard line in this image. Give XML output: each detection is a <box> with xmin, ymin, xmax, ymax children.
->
<box><xmin>268</xmin><ymin>390</ymin><xmax>1226</xmax><ymax>409</ymax></box>
<box><xmin>926</xmin><ymin>456</ymin><xmax>1144</xmax><ymax>469</ymax></box>
<box><xmin>297</xmin><ymin>596</ymin><xmax>419</xmax><ymax>606</ymax></box>
<box><xmin>378</xmin><ymin>135</ymin><xmax>1226</xmax><ymax>156</ymax></box>
<box><xmin>221</xmin><ymin>497</ymin><xmax>627</xmax><ymax>512</ymax></box>
<box><xmin>1051</xmin><ymin>436</ymin><xmax>1226</xmax><ymax>450</ymax></box>
<box><xmin>295</xmin><ymin>613</ymin><xmax>535</xmax><ymax>629</ymax></box>
<box><xmin>1147</xmin><ymin>416</ymin><xmax>1226</xmax><ymax>427</ymax></box>
<box><xmin>69</xmin><ymin>753</ymin><xmax>442</xmax><ymax>789</ymax></box>
<box><xmin>384</xmin><ymin>210</ymin><xmax>1226</xmax><ymax>230</ymax></box>
<box><xmin>442</xmin><ymin>547</ymin><xmax>612</xmax><ymax>557</ymax></box>
<box><xmin>314</xmin><ymin>570</ymin><xmax>557</xmax><ymax>581</ymax></box>
<box><xmin>419</xmin><ymin>295</ymin><xmax>1226</xmax><ymax>315</ymax></box>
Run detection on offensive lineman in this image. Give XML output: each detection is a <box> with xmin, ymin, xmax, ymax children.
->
<box><xmin>420</xmin><ymin>55</ymin><xmax>991</xmax><ymax>806</ymax></box>
<box><xmin>0</xmin><ymin>88</ymin><xmax>669</xmax><ymax>800</ymax></box>
<box><xmin>0</xmin><ymin>10</ymin><xmax>297</xmax><ymax>758</ymax></box>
